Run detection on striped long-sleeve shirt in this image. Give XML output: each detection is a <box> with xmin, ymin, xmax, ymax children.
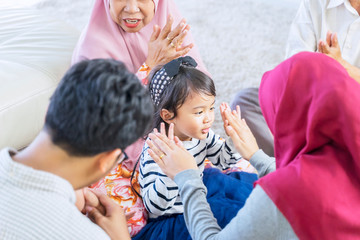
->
<box><xmin>139</xmin><ymin>129</ymin><xmax>242</xmax><ymax>219</ymax></box>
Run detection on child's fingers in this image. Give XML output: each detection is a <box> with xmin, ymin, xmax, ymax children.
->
<box><xmin>160</xmin><ymin>122</ymin><xmax>166</xmax><ymax>135</ymax></box>
<box><xmin>154</xmin><ymin>132</ymin><xmax>177</xmax><ymax>151</ymax></box>
<box><xmin>168</xmin><ymin>123</ymin><xmax>174</xmax><ymax>141</ymax></box>
<box><xmin>174</xmin><ymin>136</ymin><xmax>184</xmax><ymax>148</ymax></box>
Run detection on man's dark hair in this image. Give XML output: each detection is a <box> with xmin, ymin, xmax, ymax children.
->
<box><xmin>45</xmin><ymin>59</ymin><xmax>153</xmax><ymax>156</ymax></box>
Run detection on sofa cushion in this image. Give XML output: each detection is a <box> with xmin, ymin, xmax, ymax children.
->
<box><xmin>0</xmin><ymin>7</ymin><xmax>79</xmax><ymax>149</ymax></box>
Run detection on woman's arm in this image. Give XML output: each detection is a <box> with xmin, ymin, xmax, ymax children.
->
<box><xmin>249</xmin><ymin>149</ymin><xmax>276</xmax><ymax>178</ymax></box>
<box><xmin>174</xmin><ymin>169</ymin><xmax>297</xmax><ymax>240</ymax></box>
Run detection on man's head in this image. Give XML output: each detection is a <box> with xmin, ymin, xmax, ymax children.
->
<box><xmin>44</xmin><ymin>59</ymin><xmax>153</xmax><ymax>181</ymax></box>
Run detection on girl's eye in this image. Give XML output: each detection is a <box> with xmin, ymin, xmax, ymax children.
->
<box><xmin>210</xmin><ymin>107</ymin><xmax>215</xmax><ymax>111</ymax></box>
<box><xmin>195</xmin><ymin>111</ymin><xmax>203</xmax><ymax>115</ymax></box>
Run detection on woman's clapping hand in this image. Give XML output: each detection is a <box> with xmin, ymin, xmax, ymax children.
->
<box><xmin>146</xmin><ymin>15</ymin><xmax>194</xmax><ymax>69</ymax></box>
<box><xmin>220</xmin><ymin>103</ymin><xmax>259</xmax><ymax>160</ymax></box>
<box><xmin>146</xmin><ymin>123</ymin><xmax>197</xmax><ymax>179</ymax></box>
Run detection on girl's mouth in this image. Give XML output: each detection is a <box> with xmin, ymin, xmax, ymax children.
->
<box><xmin>202</xmin><ymin>128</ymin><xmax>210</xmax><ymax>134</ymax></box>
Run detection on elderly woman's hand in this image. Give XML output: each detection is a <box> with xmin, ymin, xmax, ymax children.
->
<box><xmin>146</xmin><ymin>15</ymin><xmax>194</xmax><ymax>69</ymax></box>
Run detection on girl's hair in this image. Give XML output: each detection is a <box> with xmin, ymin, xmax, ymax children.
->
<box><xmin>148</xmin><ymin>63</ymin><xmax>216</xmax><ymax>132</ymax></box>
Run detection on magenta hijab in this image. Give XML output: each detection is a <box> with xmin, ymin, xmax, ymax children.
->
<box><xmin>71</xmin><ymin>0</ymin><xmax>207</xmax><ymax>74</ymax></box>
<box><xmin>257</xmin><ymin>52</ymin><xmax>360</xmax><ymax>239</ymax></box>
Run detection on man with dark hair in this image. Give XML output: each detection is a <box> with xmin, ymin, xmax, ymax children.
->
<box><xmin>0</xmin><ymin>59</ymin><xmax>153</xmax><ymax>239</ymax></box>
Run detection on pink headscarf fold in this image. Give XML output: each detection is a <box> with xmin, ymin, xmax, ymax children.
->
<box><xmin>71</xmin><ymin>0</ymin><xmax>207</xmax><ymax>74</ymax></box>
<box><xmin>257</xmin><ymin>52</ymin><xmax>360</xmax><ymax>239</ymax></box>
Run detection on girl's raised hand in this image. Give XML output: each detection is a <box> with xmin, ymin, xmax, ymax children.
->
<box><xmin>221</xmin><ymin>103</ymin><xmax>259</xmax><ymax>160</ymax></box>
<box><xmin>147</xmin><ymin>123</ymin><xmax>196</xmax><ymax>179</ymax></box>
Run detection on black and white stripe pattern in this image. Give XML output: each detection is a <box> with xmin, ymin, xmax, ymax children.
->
<box><xmin>139</xmin><ymin>129</ymin><xmax>242</xmax><ymax>219</ymax></box>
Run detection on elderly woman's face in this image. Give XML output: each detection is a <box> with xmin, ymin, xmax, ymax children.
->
<box><xmin>110</xmin><ymin>0</ymin><xmax>155</xmax><ymax>33</ymax></box>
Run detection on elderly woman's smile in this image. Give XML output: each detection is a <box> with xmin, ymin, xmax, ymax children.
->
<box><xmin>110</xmin><ymin>0</ymin><xmax>155</xmax><ymax>33</ymax></box>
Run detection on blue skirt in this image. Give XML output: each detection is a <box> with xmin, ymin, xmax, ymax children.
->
<box><xmin>133</xmin><ymin>168</ymin><xmax>258</xmax><ymax>240</ymax></box>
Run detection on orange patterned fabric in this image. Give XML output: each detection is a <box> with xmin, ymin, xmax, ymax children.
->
<box><xmin>90</xmin><ymin>163</ymin><xmax>148</xmax><ymax>237</ymax></box>
<box><xmin>135</xmin><ymin>63</ymin><xmax>151</xmax><ymax>85</ymax></box>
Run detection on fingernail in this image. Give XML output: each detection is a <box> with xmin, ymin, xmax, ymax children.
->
<box><xmin>180</xmin><ymin>22</ymin><xmax>185</xmax><ymax>27</ymax></box>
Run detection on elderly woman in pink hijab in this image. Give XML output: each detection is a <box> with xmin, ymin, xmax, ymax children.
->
<box><xmin>72</xmin><ymin>0</ymin><xmax>207</xmax><ymax>83</ymax></box>
<box><xmin>72</xmin><ymin>0</ymin><xmax>208</xmax><ymax>237</ymax></box>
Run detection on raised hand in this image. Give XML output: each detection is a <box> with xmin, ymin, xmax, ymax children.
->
<box><xmin>147</xmin><ymin>123</ymin><xmax>197</xmax><ymax>179</ymax></box>
<box><xmin>220</xmin><ymin>103</ymin><xmax>259</xmax><ymax>160</ymax></box>
<box><xmin>318</xmin><ymin>31</ymin><xmax>360</xmax><ymax>83</ymax></box>
<box><xmin>318</xmin><ymin>31</ymin><xmax>342</xmax><ymax>62</ymax></box>
<box><xmin>146</xmin><ymin>15</ymin><xmax>194</xmax><ymax>69</ymax></box>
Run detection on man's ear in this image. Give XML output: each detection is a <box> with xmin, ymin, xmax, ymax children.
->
<box><xmin>97</xmin><ymin>148</ymin><xmax>121</xmax><ymax>173</ymax></box>
<box><xmin>160</xmin><ymin>109</ymin><xmax>175</xmax><ymax>124</ymax></box>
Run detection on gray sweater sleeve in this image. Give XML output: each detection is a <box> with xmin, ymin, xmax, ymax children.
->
<box><xmin>174</xmin><ymin>169</ymin><xmax>298</xmax><ymax>240</ymax></box>
<box><xmin>249</xmin><ymin>149</ymin><xmax>276</xmax><ymax>178</ymax></box>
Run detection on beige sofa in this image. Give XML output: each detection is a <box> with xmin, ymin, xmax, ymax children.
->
<box><xmin>0</xmin><ymin>7</ymin><xmax>80</xmax><ymax>149</ymax></box>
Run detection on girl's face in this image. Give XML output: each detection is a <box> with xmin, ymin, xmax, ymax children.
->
<box><xmin>109</xmin><ymin>0</ymin><xmax>155</xmax><ymax>33</ymax></box>
<box><xmin>170</xmin><ymin>92</ymin><xmax>215</xmax><ymax>141</ymax></box>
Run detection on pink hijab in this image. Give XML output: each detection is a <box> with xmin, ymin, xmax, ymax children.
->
<box><xmin>257</xmin><ymin>52</ymin><xmax>360</xmax><ymax>239</ymax></box>
<box><xmin>71</xmin><ymin>0</ymin><xmax>207</xmax><ymax>74</ymax></box>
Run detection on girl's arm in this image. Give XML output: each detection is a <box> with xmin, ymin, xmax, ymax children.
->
<box><xmin>204</xmin><ymin>129</ymin><xmax>241</xmax><ymax>170</ymax></box>
<box><xmin>139</xmin><ymin>144</ymin><xmax>181</xmax><ymax>217</ymax></box>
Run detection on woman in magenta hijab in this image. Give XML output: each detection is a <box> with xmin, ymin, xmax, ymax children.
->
<box><xmin>146</xmin><ymin>52</ymin><xmax>360</xmax><ymax>239</ymax></box>
<box><xmin>72</xmin><ymin>0</ymin><xmax>207</xmax><ymax>82</ymax></box>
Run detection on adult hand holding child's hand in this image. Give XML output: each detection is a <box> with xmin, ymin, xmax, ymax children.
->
<box><xmin>220</xmin><ymin>103</ymin><xmax>259</xmax><ymax>160</ymax></box>
<box><xmin>146</xmin><ymin>123</ymin><xmax>197</xmax><ymax>179</ymax></box>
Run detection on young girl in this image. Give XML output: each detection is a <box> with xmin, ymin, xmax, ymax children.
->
<box><xmin>134</xmin><ymin>56</ymin><xmax>257</xmax><ymax>239</ymax></box>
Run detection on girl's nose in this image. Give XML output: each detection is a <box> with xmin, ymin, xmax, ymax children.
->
<box><xmin>125</xmin><ymin>0</ymin><xmax>140</xmax><ymax>13</ymax></box>
<box><xmin>204</xmin><ymin>113</ymin><xmax>211</xmax><ymax>123</ymax></box>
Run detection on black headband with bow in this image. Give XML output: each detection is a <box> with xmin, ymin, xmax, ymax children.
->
<box><xmin>150</xmin><ymin>56</ymin><xmax>198</xmax><ymax>106</ymax></box>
